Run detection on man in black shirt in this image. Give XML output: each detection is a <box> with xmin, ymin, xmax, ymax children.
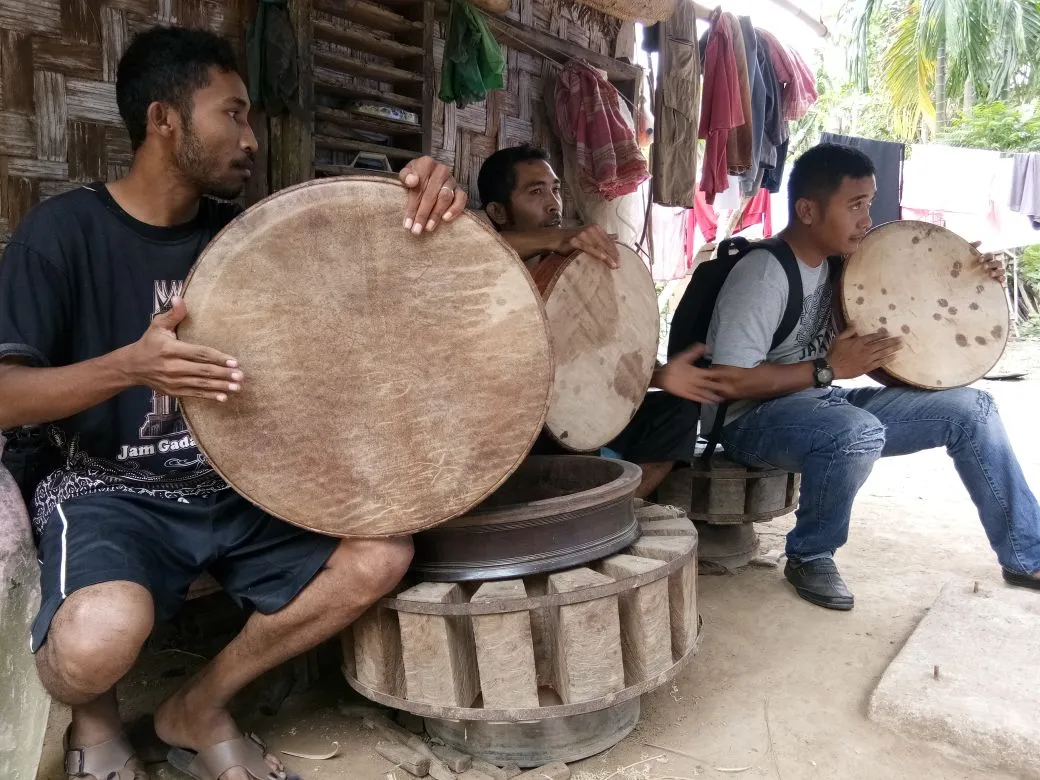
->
<box><xmin>477</xmin><ymin>145</ymin><xmax>729</xmax><ymax>497</ymax></box>
<box><xmin>0</xmin><ymin>27</ymin><xmax>466</xmax><ymax>780</ymax></box>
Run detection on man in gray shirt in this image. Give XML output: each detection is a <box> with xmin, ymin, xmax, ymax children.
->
<box><xmin>701</xmin><ymin>143</ymin><xmax>1040</xmax><ymax>610</ymax></box>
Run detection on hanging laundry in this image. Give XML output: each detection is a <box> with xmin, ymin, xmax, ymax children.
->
<box><xmin>756</xmin><ymin>30</ymin><xmax>817</xmax><ymax>122</ymax></box>
<box><xmin>820</xmin><ymin>133</ymin><xmax>904</xmax><ymax>226</ymax></box>
<box><xmin>246</xmin><ymin>0</ymin><xmax>302</xmax><ymax>117</ymax></box>
<box><xmin>1009</xmin><ymin>153</ymin><xmax>1040</xmax><ymax>229</ymax></box>
<box><xmin>554</xmin><ymin>60</ymin><xmax>649</xmax><ymax>200</ymax></box>
<box><xmin>438</xmin><ymin>0</ymin><xmax>506</xmax><ymax>109</ymax></box>
<box><xmin>725</xmin><ymin>13</ymin><xmax>753</xmax><ymax>175</ymax></box>
<box><xmin>735</xmin><ymin>16</ymin><xmax>766</xmax><ymax>192</ymax></box>
<box><xmin>698</xmin><ymin>9</ymin><xmax>743</xmax><ymax>204</ymax></box>
<box><xmin>756</xmin><ymin>31</ymin><xmax>788</xmax><ymax>192</ymax></box>
<box><xmin>901</xmin><ymin>144</ymin><xmax>999</xmax><ymax>215</ymax></box>
<box><xmin>649</xmin><ymin>0</ymin><xmax>701</xmax><ymax>207</ymax></box>
<box><xmin>650</xmin><ymin>205</ymin><xmax>692</xmax><ymax>282</ymax></box>
<box><xmin>690</xmin><ymin>188</ymin><xmax>773</xmax><ymax>243</ymax></box>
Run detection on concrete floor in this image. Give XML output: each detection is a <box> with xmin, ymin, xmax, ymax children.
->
<box><xmin>37</xmin><ymin>341</ymin><xmax>1040</xmax><ymax>780</ymax></box>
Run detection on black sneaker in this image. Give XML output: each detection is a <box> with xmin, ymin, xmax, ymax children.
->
<box><xmin>1002</xmin><ymin>567</ymin><xmax>1040</xmax><ymax>591</ymax></box>
<box><xmin>784</xmin><ymin>558</ymin><xmax>854</xmax><ymax>610</ymax></box>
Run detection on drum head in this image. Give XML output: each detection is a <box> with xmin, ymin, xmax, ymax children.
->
<box><xmin>178</xmin><ymin>177</ymin><xmax>553</xmax><ymax>537</ymax></box>
<box><xmin>533</xmin><ymin>244</ymin><xmax>659</xmax><ymax>451</ymax></box>
<box><xmin>841</xmin><ymin>221</ymin><xmax>1009</xmax><ymax>389</ymax></box>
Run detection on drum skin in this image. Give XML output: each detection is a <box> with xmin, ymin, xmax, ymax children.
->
<box><xmin>530</xmin><ymin>243</ymin><xmax>659</xmax><ymax>452</ymax></box>
<box><xmin>836</xmin><ymin>221</ymin><xmax>1009</xmax><ymax>389</ymax></box>
<box><xmin>178</xmin><ymin>176</ymin><xmax>554</xmax><ymax>537</ymax></box>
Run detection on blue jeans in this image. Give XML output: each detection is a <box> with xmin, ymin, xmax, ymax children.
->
<box><xmin>720</xmin><ymin>386</ymin><xmax>1040</xmax><ymax>573</ymax></box>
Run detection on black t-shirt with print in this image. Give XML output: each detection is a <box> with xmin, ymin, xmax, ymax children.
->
<box><xmin>0</xmin><ymin>183</ymin><xmax>241</xmax><ymax>530</ymax></box>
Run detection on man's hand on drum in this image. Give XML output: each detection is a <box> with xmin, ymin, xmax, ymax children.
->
<box><xmin>124</xmin><ymin>296</ymin><xmax>242</xmax><ymax>403</ymax></box>
<box><xmin>827</xmin><ymin>327</ymin><xmax>903</xmax><ymax>380</ymax></box>
<box><xmin>653</xmin><ymin>344</ymin><xmax>729</xmax><ymax>403</ymax></box>
<box><xmin>400</xmin><ymin>156</ymin><xmax>468</xmax><ymax>235</ymax></box>
<box><xmin>970</xmin><ymin>242</ymin><xmax>1007</xmax><ymax>287</ymax></box>
<box><xmin>558</xmin><ymin>225</ymin><xmax>620</xmax><ymax>270</ymax></box>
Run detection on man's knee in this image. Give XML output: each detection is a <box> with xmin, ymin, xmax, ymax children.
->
<box><xmin>941</xmin><ymin>386</ymin><xmax>996</xmax><ymax>423</ymax></box>
<box><xmin>333</xmin><ymin>536</ymin><xmax>413</xmax><ymax>602</ymax></box>
<box><xmin>824</xmin><ymin>406</ymin><xmax>886</xmax><ymax>457</ymax></box>
<box><xmin>40</xmin><ymin>582</ymin><xmax>153</xmax><ymax>696</ymax></box>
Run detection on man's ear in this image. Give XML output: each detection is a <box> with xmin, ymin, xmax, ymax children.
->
<box><xmin>485</xmin><ymin>202</ymin><xmax>509</xmax><ymax>228</ymax></box>
<box><xmin>147</xmin><ymin>101</ymin><xmax>178</xmax><ymax>142</ymax></box>
<box><xmin>794</xmin><ymin>197</ymin><xmax>816</xmax><ymax>226</ymax></box>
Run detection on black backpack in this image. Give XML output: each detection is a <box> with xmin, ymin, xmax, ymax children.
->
<box><xmin>665</xmin><ymin>236</ymin><xmax>812</xmax><ymax>458</ymax></box>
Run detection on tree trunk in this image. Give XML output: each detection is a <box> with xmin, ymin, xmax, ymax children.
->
<box><xmin>936</xmin><ymin>42</ymin><xmax>947</xmax><ymax>129</ymax></box>
<box><xmin>964</xmin><ymin>77</ymin><xmax>974</xmax><ymax>113</ymax></box>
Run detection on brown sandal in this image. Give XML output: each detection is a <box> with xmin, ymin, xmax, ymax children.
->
<box><xmin>64</xmin><ymin>727</ymin><xmax>145</xmax><ymax>780</ymax></box>
<box><xmin>166</xmin><ymin>733</ymin><xmax>299</xmax><ymax>780</ymax></box>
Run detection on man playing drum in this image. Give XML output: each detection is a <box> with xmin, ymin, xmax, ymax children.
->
<box><xmin>476</xmin><ymin>145</ymin><xmax>729</xmax><ymax>498</ymax></box>
<box><xmin>0</xmin><ymin>27</ymin><xmax>466</xmax><ymax>780</ymax></box>
<box><xmin>694</xmin><ymin>142</ymin><xmax>1040</xmax><ymax>610</ymax></box>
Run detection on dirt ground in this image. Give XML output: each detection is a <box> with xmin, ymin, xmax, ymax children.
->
<box><xmin>36</xmin><ymin>341</ymin><xmax>1040</xmax><ymax>780</ymax></box>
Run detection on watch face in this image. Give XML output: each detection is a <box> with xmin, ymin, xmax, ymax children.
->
<box><xmin>818</xmin><ymin>367</ymin><xmax>834</xmax><ymax>384</ymax></box>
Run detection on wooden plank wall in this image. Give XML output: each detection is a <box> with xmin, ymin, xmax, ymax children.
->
<box><xmin>0</xmin><ymin>0</ymin><xmax>250</xmax><ymax>250</ymax></box>
<box><xmin>0</xmin><ymin>0</ymin><xmax>623</xmax><ymax>245</ymax></box>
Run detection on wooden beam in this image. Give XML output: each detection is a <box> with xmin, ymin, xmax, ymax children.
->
<box><xmin>313</xmin><ymin>68</ymin><xmax>424</xmax><ymax>109</ymax></box>
<box><xmin>316</xmin><ymin>105</ymin><xmax>422</xmax><ymax>136</ymax></box>
<box><xmin>479</xmin><ymin>12</ymin><xmax>643</xmax><ymax>84</ymax></box>
<box><xmin>315</xmin><ymin>135</ymin><xmax>422</xmax><ymax>160</ymax></box>
<box><xmin>314</xmin><ymin>0</ymin><xmax>423</xmax><ymax>34</ymax></box>
<box><xmin>314</xmin><ymin>50</ymin><xmax>424</xmax><ymax>84</ymax></box>
<box><xmin>763</xmin><ymin>0</ymin><xmax>829</xmax><ymax>38</ymax></box>
<box><xmin>313</xmin><ymin>20</ymin><xmax>425</xmax><ymax>59</ymax></box>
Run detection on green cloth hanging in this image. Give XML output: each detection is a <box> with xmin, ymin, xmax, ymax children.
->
<box><xmin>438</xmin><ymin>0</ymin><xmax>506</xmax><ymax>108</ymax></box>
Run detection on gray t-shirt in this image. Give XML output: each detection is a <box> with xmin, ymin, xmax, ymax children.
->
<box><xmin>703</xmin><ymin>248</ymin><xmax>835</xmax><ymax>428</ymax></box>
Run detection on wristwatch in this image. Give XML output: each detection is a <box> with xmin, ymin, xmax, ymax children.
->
<box><xmin>813</xmin><ymin>358</ymin><xmax>834</xmax><ymax>388</ymax></box>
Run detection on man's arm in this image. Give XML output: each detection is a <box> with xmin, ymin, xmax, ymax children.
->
<box><xmin>0</xmin><ymin>297</ymin><xmax>240</xmax><ymax>431</ymax></box>
<box><xmin>0</xmin><ymin>354</ymin><xmax>134</xmax><ymax>430</ymax></box>
<box><xmin>500</xmin><ymin>225</ymin><xmax>620</xmax><ymax>269</ymax></box>
<box><xmin>709</xmin><ymin>328</ymin><xmax>903</xmax><ymax>401</ymax></box>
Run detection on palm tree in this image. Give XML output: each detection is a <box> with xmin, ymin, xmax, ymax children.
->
<box><xmin>845</xmin><ymin>0</ymin><xmax>1040</xmax><ymax>139</ymax></box>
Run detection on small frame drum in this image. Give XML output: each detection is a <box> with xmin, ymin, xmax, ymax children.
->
<box><xmin>838</xmin><ymin>221</ymin><xmax>1009</xmax><ymax>389</ymax></box>
<box><xmin>531</xmin><ymin>244</ymin><xmax>659</xmax><ymax>452</ymax></box>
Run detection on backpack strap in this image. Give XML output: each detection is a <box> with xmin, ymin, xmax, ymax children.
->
<box><xmin>700</xmin><ymin>237</ymin><xmax>804</xmax><ymax>461</ymax></box>
<box><xmin>758</xmin><ymin>237</ymin><xmax>804</xmax><ymax>350</ymax></box>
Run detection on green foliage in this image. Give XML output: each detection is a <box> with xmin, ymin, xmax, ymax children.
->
<box><xmin>939</xmin><ymin>101</ymin><xmax>1040</xmax><ymax>150</ymax></box>
<box><xmin>842</xmin><ymin>0</ymin><xmax>1040</xmax><ymax>141</ymax></box>
<box><xmin>1021</xmin><ymin>244</ymin><xmax>1040</xmax><ymax>288</ymax></box>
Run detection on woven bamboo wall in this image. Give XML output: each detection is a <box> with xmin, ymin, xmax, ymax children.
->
<box><xmin>0</xmin><ymin>0</ymin><xmax>249</xmax><ymax>250</ymax></box>
<box><xmin>0</xmin><ymin>0</ymin><xmax>621</xmax><ymax>245</ymax></box>
<box><xmin>431</xmin><ymin>0</ymin><xmax>619</xmax><ymax>205</ymax></box>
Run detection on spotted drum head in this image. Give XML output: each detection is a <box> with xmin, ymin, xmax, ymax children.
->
<box><xmin>841</xmin><ymin>221</ymin><xmax>1009</xmax><ymax>389</ymax></box>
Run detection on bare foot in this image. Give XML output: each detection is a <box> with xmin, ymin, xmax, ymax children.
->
<box><xmin>154</xmin><ymin>686</ymin><xmax>286</xmax><ymax>780</ymax></box>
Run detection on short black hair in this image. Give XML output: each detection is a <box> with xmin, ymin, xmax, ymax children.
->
<box><xmin>478</xmin><ymin>145</ymin><xmax>552</xmax><ymax>208</ymax></box>
<box><xmin>787</xmin><ymin>143</ymin><xmax>876</xmax><ymax>221</ymax></box>
<box><xmin>116</xmin><ymin>26</ymin><xmax>239</xmax><ymax>150</ymax></box>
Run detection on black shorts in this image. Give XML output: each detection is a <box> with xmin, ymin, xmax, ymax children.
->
<box><xmin>30</xmin><ymin>489</ymin><xmax>338</xmax><ymax>653</ymax></box>
<box><xmin>607</xmin><ymin>391</ymin><xmax>701</xmax><ymax>464</ymax></box>
<box><xmin>531</xmin><ymin>391</ymin><xmax>700</xmax><ymax>465</ymax></box>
